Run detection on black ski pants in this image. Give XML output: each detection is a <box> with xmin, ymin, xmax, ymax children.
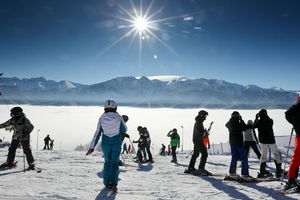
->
<box><xmin>188</xmin><ymin>144</ymin><xmax>208</xmax><ymax>170</ymax></box>
<box><xmin>145</xmin><ymin>142</ymin><xmax>153</xmax><ymax>162</ymax></box>
<box><xmin>244</xmin><ymin>141</ymin><xmax>261</xmax><ymax>159</ymax></box>
<box><xmin>171</xmin><ymin>146</ymin><xmax>177</xmax><ymax>162</ymax></box>
<box><xmin>7</xmin><ymin>139</ymin><xmax>34</xmax><ymax>164</ymax></box>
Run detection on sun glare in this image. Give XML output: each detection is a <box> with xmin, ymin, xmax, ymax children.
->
<box><xmin>133</xmin><ymin>17</ymin><xmax>149</xmax><ymax>32</ymax></box>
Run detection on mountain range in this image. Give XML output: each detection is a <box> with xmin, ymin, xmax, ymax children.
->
<box><xmin>0</xmin><ymin>75</ymin><xmax>298</xmax><ymax>109</ymax></box>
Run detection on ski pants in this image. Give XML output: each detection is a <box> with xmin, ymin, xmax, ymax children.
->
<box><xmin>230</xmin><ymin>145</ymin><xmax>249</xmax><ymax>176</ymax></box>
<box><xmin>7</xmin><ymin>139</ymin><xmax>34</xmax><ymax>164</ymax></box>
<box><xmin>188</xmin><ymin>144</ymin><xmax>208</xmax><ymax>170</ymax></box>
<box><xmin>288</xmin><ymin>136</ymin><xmax>300</xmax><ymax>179</ymax></box>
<box><xmin>101</xmin><ymin>142</ymin><xmax>121</xmax><ymax>185</ymax></box>
<box><xmin>244</xmin><ymin>141</ymin><xmax>261</xmax><ymax>159</ymax></box>
<box><xmin>171</xmin><ymin>146</ymin><xmax>177</xmax><ymax>162</ymax></box>
<box><xmin>145</xmin><ymin>142</ymin><xmax>153</xmax><ymax>162</ymax></box>
<box><xmin>260</xmin><ymin>143</ymin><xmax>281</xmax><ymax>164</ymax></box>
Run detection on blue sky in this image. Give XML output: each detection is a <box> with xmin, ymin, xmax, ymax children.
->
<box><xmin>0</xmin><ymin>0</ymin><xmax>299</xmax><ymax>90</ymax></box>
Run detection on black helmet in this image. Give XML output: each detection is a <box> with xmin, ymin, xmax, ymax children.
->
<box><xmin>231</xmin><ymin>111</ymin><xmax>240</xmax><ymax>118</ymax></box>
<box><xmin>137</xmin><ymin>126</ymin><xmax>143</xmax><ymax>131</ymax></box>
<box><xmin>198</xmin><ymin>110</ymin><xmax>208</xmax><ymax>117</ymax></box>
<box><xmin>259</xmin><ymin>109</ymin><xmax>267</xmax><ymax>117</ymax></box>
<box><xmin>10</xmin><ymin>107</ymin><xmax>23</xmax><ymax>117</ymax></box>
<box><xmin>122</xmin><ymin>115</ymin><xmax>129</xmax><ymax>122</ymax></box>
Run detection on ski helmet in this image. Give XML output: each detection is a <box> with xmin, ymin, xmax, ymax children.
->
<box><xmin>104</xmin><ymin>99</ymin><xmax>117</xmax><ymax>109</ymax></box>
<box><xmin>122</xmin><ymin>115</ymin><xmax>129</xmax><ymax>122</ymax></box>
<box><xmin>10</xmin><ymin>107</ymin><xmax>23</xmax><ymax>117</ymax></box>
<box><xmin>137</xmin><ymin>126</ymin><xmax>143</xmax><ymax>132</ymax></box>
<box><xmin>231</xmin><ymin>111</ymin><xmax>240</xmax><ymax>118</ymax></box>
<box><xmin>198</xmin><ymin>110</ymin><xmax>208</xmax><ymax>117</ymax></box>
<box><xmin>259</xmin><ymin>109</ymin><xmax>267</xmax><ymax>117</ymax></box>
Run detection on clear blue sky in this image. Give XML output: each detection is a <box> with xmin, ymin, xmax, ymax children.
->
<box><xmin>0</xmin><ymin>0</ymin><xmax>299</xmax><ymax>90</ymax></box>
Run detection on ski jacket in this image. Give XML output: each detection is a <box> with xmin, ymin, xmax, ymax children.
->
<box><xmin>243</xmin><ymin>128</ymin><xmax>258</xmax><ymax>143</ymax></box>
<box><xmin>225</xmin><ymin>118</ymin><xmax>247</xmax><ymax>147</ymax></box>
<box><xmin>89</xmin><ymin>112</ymin><xmax>127</xmax><ymax>149</ymax></box>
<box><xmin>44</xmin><ymin>136</ymin><xmax>51</xmax><ymax>143</ymax></box>
<box><xmin>139</xmin><ymin>127</ymin><xmax>151</xmax><ymax>146</ymax></box>
<box><xmin>193</xmin><ymin>114</ymin><xmax>205</xmax><ymax>148</ymax></box>
<box><xmin>253</xmin><ymin>116</ymin><xmax>275</xmax><ymax>144</ymax></box>
<box><xmin>0</xmin><ymin>115</ymin><xmax>34</xmax><ymax>140</ymax></box>
<box><xmin>167</xmin><ymin>132</ymin><xmax>180</xmax><ymax>147</ymax></box>
<box><xmin>285</xmin><ymin>103</ymin><xmax>300</xmax><ymax>137</ymax></box>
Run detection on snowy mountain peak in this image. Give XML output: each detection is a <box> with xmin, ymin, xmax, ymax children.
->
<box><xmin>145</xmin><ymin>75</ymin><xmax>189</xmax><ymax>82</ymax></box>
<box><xmin>59</xmin><ymin>80</ymin><xmax>76</xmax><ymax>89</ymax></box>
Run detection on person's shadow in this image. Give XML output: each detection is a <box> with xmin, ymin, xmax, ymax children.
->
<box><xmin>95</xmin><ymin>188</ymin><xmax>116</xmax><ymax>200</ymax></box>
<box><xmin>137</xmin><ymin>163</ymin><xmax>153</xmax><ymax>171</ymax></box>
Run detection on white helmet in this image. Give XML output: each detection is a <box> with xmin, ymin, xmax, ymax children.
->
<box><xmin>104</xmin><ymin>99</ymin><xmax>117</xmax><ymax>109</ymax></box>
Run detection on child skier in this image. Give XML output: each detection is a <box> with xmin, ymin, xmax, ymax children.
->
<box><xmin>86</xmin><ymin>100</ymin><xmax>127</xmax><ymax>193</ymax></box>
<box><xmin>225</xmin><ymin>111</ymin><xmax>255</xmax><ymax>181</ymax></box>
<box><xmin>284</xmin><ymin>96</ymin><xmax>300</xmax><ymax>190</ymax></box>
<box><xmin>253</xmin><ymin>109</ymin><xmax>283</xmax><ymax>178</ymax></box>
<box><xmin>167</xmin><ymin>128</ymin><xmax>180</xmax><ymax>163</ymax></box>
<box><xmin>0</xmin><ymin>107</ymin><xmax>35</xmax><ymax>170</ymax></box>
<box><xmin>243</xmin><ymin>120</ymin><xmax>261</xmax><ymax>159</ymax></box>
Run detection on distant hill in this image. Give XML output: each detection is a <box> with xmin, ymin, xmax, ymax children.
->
<box><xmin>0</xmin><ymin>75</ymin><xmax>298</xmax><ymax>109</ymax></box>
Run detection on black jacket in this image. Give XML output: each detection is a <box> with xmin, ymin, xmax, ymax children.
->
<box><xmin>193</xmin><ymin>115</ymin><xmax>205</xmax><ymax>148</ymax></box>
<box><xmin>253</xmin><ymin>116</ymin><xmax>276</xmax><ymax>144</ymax></box>
<box><xmin>226</xmin><ymin>118</ymin><xmax>247</xmax><ymax>147</ymax></box>
<box><xmin>285</xmin><ymin>103</ymin><xmax>300</xmax><ymax>137</ymax></box>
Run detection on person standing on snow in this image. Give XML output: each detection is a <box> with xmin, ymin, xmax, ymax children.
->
<box><xmin>138</xmin><ymin>126</ymin><xmax>154</xmax><ymax>163</ymax></box>
<box><xmin>253</xmin><ymin>109</ymin><xmax>283</xmax><ymax>178</ymax></box>
<box><xmin>0</xmin><ymin>107</ymin><xmax>35</xmax><ymax>170</ymax></box>
<box><xmin>167</xmin><ymin>128</ymin><xmax>180</xmax><ymax>163</ymax></box>
<box><xmin>160</xmin><ymin>144</ymin><xmax>166</xmax><ymax>156</ymax></box>
<box><xmin>243</xmin><ymin>120</ymin><xmax>261</xmax><ymax>159</ymax></box>
<box><xmin>186</xmin><ymin>110</ymin><xmax>211</xmax><ymax>176</ymax></box>
<box><xmin>86</xmin><ymin>100</ymin><xmax>127</xmax><ymax>193</ymax></box>
<box><xmin>167</xmin><ymin>144</ymin><xmax>171</xmax><ymax>155</ymax></box>
<box><xmin>226</xmin><ymin>111</ymin><xmax>255</xmax><ymax>180</ymax></box>
<box><xmin>284</xmin><ymin>96</ymin><xmax>300</xmax><ymax>190</ymax></box>
<box><xmin>43</xmin><ymin>134</ymin><xmax>51</xmax><ymax>150</ymax></box>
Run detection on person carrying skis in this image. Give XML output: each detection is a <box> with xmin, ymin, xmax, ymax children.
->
<box><xmin>186</xmin><ymin>110</ymin><xmax>211</xmax><ymax>175</ymax></box>
<box><xmin>253</xmin><ymin>109</ymin><xmax>283</xmax><ymax>178</ymax></box>
<box><xmin>86</xmin><ymin>100</ymin><xmax>127</xmax><ymax>193</ymax></box>
<box><xmin>160</xmin><ymin>144</ymin><xmax>166</xmax><ymax>156</ymax></box>
<box><xmin>0</xmin><ymin>107</ymin><xmax>35</xmax><ymax>170</ymax></box>
<box><xmin>225</xmin><ymin>111</ymin><xmax>255</xmax><ymax>180</ymax></box>
<box><xmin>243</xmin><ymin>120</ymin><xmax>261</xmax><ymax>159</ymax></box>
<box><xmin>167</xmin><ymin>128</ymin><xmax>180</xmax><ymax>163</ymax></box>
<box><xmin>284</xmin><ymin>95</ymin><xmax>300</xmax><ymax>190</ymax></box>
<box><xmin>43</xmin><ymin>134</ymin><xmax>51</xmax><ymax>150</ymax></box>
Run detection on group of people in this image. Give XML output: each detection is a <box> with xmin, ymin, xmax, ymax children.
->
<box><xmin>43</xmin><ymin>134</ymin><xmax>54</xmax><ymax>150</ymax></box>
<box><xmin>0</xmin><ymin>96</ymin><xmax>299</xmax><ymax>193</ymax></box>
<box><xmin>160</xmin><ymin>144</ymin><xmax>173</xmax><ymax>156</ymax></box>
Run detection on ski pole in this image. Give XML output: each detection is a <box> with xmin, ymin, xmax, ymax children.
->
<box><xmin>23</xmin><ymin>142</ymin><xmax>26</xmax><ymax>173</ymax></box>
<box><xmin>186</xmin><ymin>150</ymin><xmax>193</xmax><ymax>158</ymax></box>
<box><xmin>281</xmin><ymin>128</ymin><xmax>294</xmax><ymax>181</ymax></box>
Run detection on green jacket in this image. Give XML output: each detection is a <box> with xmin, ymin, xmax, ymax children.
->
<box><xmin>167</xmin><ymin>132</ymin><xmax>180</xmax><ymax>147</ymax></box>
<box><xmin>0</xmin><ymin>116</ymin><xmax>34</xmax><ymax>140</ymax></box>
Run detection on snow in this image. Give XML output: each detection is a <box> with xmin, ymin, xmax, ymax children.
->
<box><xmin>136</xmin><ymin>76</ymin><xmax>189</xmax><ymax>83</ymax></box>
<box><xmin>0</xmin><ymin>149</ymin><xmax>298</xmax><ymax>200</ymax></box>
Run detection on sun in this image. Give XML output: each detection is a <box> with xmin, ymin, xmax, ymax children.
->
<box><xmin>133</xmin><ymin>16</ymin><xmax>149</xmax><ymax>33</ymax></box>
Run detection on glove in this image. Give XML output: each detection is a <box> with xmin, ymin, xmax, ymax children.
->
<box><xmin>86</xmin><ymin>148</ymin><xmax>94</xmax><ymax>156</ymax></box>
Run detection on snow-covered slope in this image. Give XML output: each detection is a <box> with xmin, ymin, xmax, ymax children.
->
<box><xmin>0</xmin><ymin>149</ymin><xmax>296</xmax><ymax>200</ymax></box>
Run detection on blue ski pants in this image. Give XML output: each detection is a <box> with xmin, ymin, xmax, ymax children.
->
<box><xmin>230</xmin><ymin>145</ymin><xmax>249</xmax><ymax>176</ymax></box>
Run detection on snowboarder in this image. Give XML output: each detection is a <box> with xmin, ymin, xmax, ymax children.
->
<box><xmin>86</xmin><ymin>100</ymin><xmax>127</xmax><ymax>193</ymax></box>
<box><xmin>0</xmin><ymin>107</ymin><xmax>35</xmax><ymax>170</ymax></box>
<box><xmin>243</xmin><ymin>120</ymin><xmax>261</xmax><ymax>159</ymax></box>
<box><xmin>186</xmin><ymin>110</ymin><xmax>211</xmax><ymax>176</ymax></box>
<box><xmin>160</xmin><ymin>144</ymin><xmax>166</xmax><ymax>156</ymax></box>
<box><xmin>253</xmin><ymin>109</ymin><xmax>283</xmax><ymax>178</ymax></box>
<box><xmin>43</xmin><ymin>134</ymin><xmax>51</xmax><ymax>150</ymax></box>
<box><xmin>225</xmin><ymin>111</ymin><xmax>254</xmax><ymax>180</ymax></box>
<box><xmin>167</xmin><ymin>128</ymin><xmax>180</xmax><ymax>163</ymax></box>
<box><xmin>284</xmin><ymin>95</ymin><xmax>300</xmax><ymax>190</ymax></box>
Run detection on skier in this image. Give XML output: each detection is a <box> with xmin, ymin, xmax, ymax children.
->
<box><xmin>133</xmin><ymin>133</ymin><xmax>147</xmax><ymax>163</ymax></box>
<box><xmin>0</xmin><ymin>107</ymin><xmax>35</xmax><ymax>170</ymax></box>
<box><xmin>253</xmin><ymin>109</ymin><xmax>283</xmax><ymax>178</ymax></box>
<box><xmin>167</xmin><ymin>144</ymin><xmax>171</xmax><ymax>155</ymax></box>
<box><xmin>167</xmin><ymin>128</ymin><xmax>180</xmax><ymax>163</ymax></box>
<box><xmin>86</xmin><ymin>100</ymin><xmax>127</xmax><ymax>193</ymax></box>
<box><xmin>243</xmin><ymin>120</ymin><xmax>261</xmax><ymax>159</ymax></box>
<box><xmin>160</xmin><ymin>144</ymin><xmax>166</xmax><ymax>156</ymax></box>
<box><xmin>50</xmin><ymin>140</ymin><xmax>54</xmax><ymax>150</ymax></box>
<box><xmin>122</xmin><ymin>143</ymin><xmax>128</xmax><ymax>154</ymax></box>
<box><xmin>284</xmin><ymin>95</ymin><xmax>300</xmax><ymax>190</ymax></box>
<box><xmin>43</xmin><ymin>134</ymin><xmax>51</xmax><ymax>150</ymax></box>
<box><xmin>186</xmin><ymin>110</ymin><xmax>211</xmax><ymax>175</ymax></box>
<box><xmin>225</xmin><ymin>111</ymin><xmax>254</xmax><ymax>180</ymax></box>
<box><xmin>138</xmin><ymin>126</ymin><xmax>154</xmax><ymax>163</ymax></box>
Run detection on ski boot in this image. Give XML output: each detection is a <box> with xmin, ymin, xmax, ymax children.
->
<box><xmin>284</xmin><ymin>179</ymin><xmax>300</xmax><ymax>191</ymax></box>
<box><xmin>197</xmin><ymin>168</ymin><xmax>212</xmax><ymax>176</ymax></box>
<box><xmin>224</xmin><ymin>173</ymin><xmax>241</xmax><ymax>181</ymax></box>
<box><xmin>275</xmin><ymin>162</ymin><xmax>284</xmax><ymax>178</ymax></box>
<box><xmin>110</xmin><ymin>184</ymin><xmax>118</xmax><ymax>193</ymax></box>
<box><xmin>257</xmin><ymin>170</ymin><xmax>273</xmax><ymax>178</ymax></box>
<box><xmin>241</xmin><ymin>175</ymin><xmax>256</xmax><ymax>182</ymax></box>
<box><xmin>105</xmin><ymin>184</ymin><xmax>112</xmax><ymax>190</ymax></box>
<box><xmin>0</xmin><ymin>161</ymin><xmax>17</xmax><ymax>169</ymax></box>
<box><xmin>27</xmin><ymin>163</ymin><xmax>35</xmax><ymax>170</ymax></box>
<box><xmin>184</xmin><ymin>167</ymin><xmax>198</xmax><ymax>175</ymax></box>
